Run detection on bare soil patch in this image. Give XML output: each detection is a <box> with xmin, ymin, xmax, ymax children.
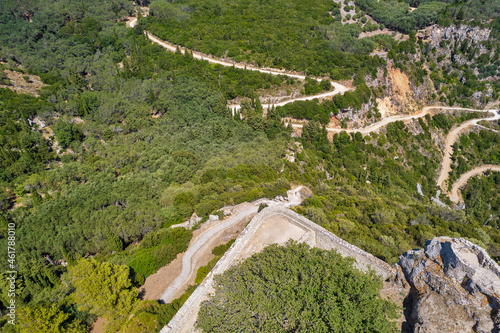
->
<box><xmin>389</xmin><ymin>68</ymin><xmax>411</xmax><ymax>97</ymax></box>
<box><xmin>90</xmin><ymin>317</ymin><xmax>106</xmax><ymax>333</ymax></box>
<box><xmin>0</xmin><ymin>70</ymin><xmax>46</xmax><ymax>96</ymax></box>
<box><xmin>377</xmin><ymin>96</ymin><xmax>398</xmax><ymax>118</ymax></box>
<box><xmin>139</xmin><ymin>208</ymin><xmax>253</xmax><ymax>301</ymax></box>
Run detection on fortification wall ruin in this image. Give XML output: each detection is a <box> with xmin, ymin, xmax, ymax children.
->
<box><xmin>161</xmin><ymin>206</ymin><xmax>396</xmax><ymax>333</ymax></box>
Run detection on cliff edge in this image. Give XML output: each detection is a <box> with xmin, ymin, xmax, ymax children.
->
<box><xmin>398</xmin><ymin>237</ymin><xmax>500</xmax><ymax>333</ymax></box>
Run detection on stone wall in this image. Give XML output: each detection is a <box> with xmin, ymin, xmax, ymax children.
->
<box><xmin>161</xmin><ymin>206</ymin><xmax>395</xmax><ymax>333</ymax></box>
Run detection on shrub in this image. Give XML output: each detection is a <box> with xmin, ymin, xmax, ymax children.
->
<box><xmin>257</xmin><ymin>203</ymin><xmax>268</xmax><ymax>212</ymax></box>
<box><xmin>53</xmin><ymin>120</ymin><xmax>83</xmax><ymax>147</ymax></box>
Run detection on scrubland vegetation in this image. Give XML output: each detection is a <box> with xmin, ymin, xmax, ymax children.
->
<box><xmin>0</xmin><ymin>0</ymin><xmax>499</xmax><ymax>331</ymax></box>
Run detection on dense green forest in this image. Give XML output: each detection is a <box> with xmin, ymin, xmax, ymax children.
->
<box><xmin>356</xmin><ymin>0</ymin><xmax>500</xmax><ymax>33</ymax></box>
<box><xmin>145</xmin><ymin>0</ymin><xmax>386</xmax><ymax>79</ymax></box>
<box><xmin>0</xmin><ymin>0</ymin><xmax>500</xmax><ymax>332</ymax></box>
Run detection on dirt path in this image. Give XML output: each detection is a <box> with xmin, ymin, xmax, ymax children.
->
<box><xmin>144</xmin><ymin>31</ymin><xmax>349</xmax><ymax>95</ymax></box>
<box><xmin>290</xmin><ymin>107</ymin><xmax>500</xmax><ymax>199</ymax></box>
<box><xmin>126</xmin><ymin>16</ymin><xmax>351</xmax><ymax>110</ymax></box>
<box><xmin>436</xmin><ymin>111</ymin><xmax>500</xmax><ymax>191</ymax></box>
<box><xmin>128</xmin><ymin>17</ymin><xmax>138</xmax><ymax>28</ymax></box>
<box><xmin>449</xmin><ymin>165</ymin><xmax>500</xmax><ymax>202</ymax></box>
<box><xmin>436</xmin><ymin>120</ymin><xmax>478</xmax><ymax>191</ymax></box>
<box><xmin>228</xmin><ymin>85</ymin><xmax>350</xmax><ymax>112</ymax></box>
<box><xmin>290</xmin><ymin>106</ymin><xmax>498</xmax><ymax>135</ymax></box>
<box><xmin>159</xmin><ymin>203</ymin><xmax>258</xmax><ymax>303</ymax></box>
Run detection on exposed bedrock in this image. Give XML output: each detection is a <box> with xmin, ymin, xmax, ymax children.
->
<box><xmin>398</xmin><ymin>237</ymin><xmax>500</xmax><ymax>333</ymax></box>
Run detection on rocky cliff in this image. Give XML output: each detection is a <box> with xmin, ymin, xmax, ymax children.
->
<box><xmin>398</xmin><ymin>237</ymin><xmax>500</xmax><ymax>333</ymax></box>
<box><xmin>421</xmin><ymin>24</ymin><xmax>491</xmax><ymax>47</ymax></box>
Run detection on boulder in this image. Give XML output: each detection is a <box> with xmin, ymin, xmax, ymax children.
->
<box><xmin>189</xmin><ymin>213</ymin><xmax>202</xmax><ymax>227</ymax></box>
<box><xmin>398</xmin><ymin>237</ymin><xmax>500</xmax><ymax>332</ymax></box>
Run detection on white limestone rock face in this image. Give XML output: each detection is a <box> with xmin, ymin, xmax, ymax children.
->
<box><xmin>189</xmin><ymin>213</ymin><xmax>202</xmax><ymax>227</ymax></box>
<box><xmin>398</xmin><ymin>237</ymin><xmax>500</xmax><ymax>333</ymax></box>
<box><xmin>208</xmin><ymin>214</ymin><xmax>219</xmax><ymax>222</ymax></box>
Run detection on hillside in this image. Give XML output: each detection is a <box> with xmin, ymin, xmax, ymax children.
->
<box><xmin>0</xmin><ymin>0</ymin><xmax>499</xmax><ymax>332</ymax></box>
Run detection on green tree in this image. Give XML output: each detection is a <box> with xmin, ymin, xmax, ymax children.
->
<box><xmin>68</xmin><ymin>258</ymin><xmax>138</xmax><ymax>330</ymax></box>
<box><xmin>197</xmin><ymin>241</ymin><xmax>398</xmax><ymax>333</ymax></box>
<box><xmin>320</xmin><ymin>79</ymin><xmax>332</xmax><ymax>91</ymax></box>
<box><xmin>53</xmin><ymin>121</ymin><xmax>83</xmax><ymax>148</ymax></box>
<box><xmin>31</xmin><ymin>190</ymin><xmax>43</xmax><ymax>207</ymax></box>
<box><xmin>17</xmin><ymin>304</ymin><xmax>87</xmax><ymax>333</ymax></box>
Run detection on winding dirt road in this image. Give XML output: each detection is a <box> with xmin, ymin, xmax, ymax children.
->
<box><xmin>228</xmin><ymin>86</ymin><xmax>350</xmax><ymax>112</ymax></box>
<box><xmin>449</xmin><ymin>165</ymin><xmax>500</xmax><ymax>202</ymax></box>
<box><xmin>145</xmin><ymin>32</ymin><xmax>345</xmax><ymax>85</ymax></box>
<box><xmin>290</xmin><ymin>106</ymin><xmax>500</xmax><ymax>201</ymax></box>
<box><xmin>436</xmin><ymin>110</ymin><xmax>500</xmax><ymax>192</ymax></box>
<box><xmin>127</xmin><ymin>17</ymin><xmax>350</xmax><ymax>111</ymax></box>
<box><xmin>290</xmin><ymin>107</ymin><xmax>498</xmax><ymax>135</ymax></box>
<box><xmin>159</xmin><ymin>204</ymin><xmax>258</xmax><ymax>303</ymax></box>
<box><xmin>145</xmin><ymin>31</ymin><xmax>350</xmax><ymax>110</ymax></box>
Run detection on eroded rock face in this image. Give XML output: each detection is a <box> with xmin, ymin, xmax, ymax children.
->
<box><xmin>399</xmin><ymin>237</ymin><xmax>500</xmax><ymax>333</ymax></box>
<box><xmin>427</xmin><ymin>25</ymin><xmax>491</xmax><ymax>46</ymax></box>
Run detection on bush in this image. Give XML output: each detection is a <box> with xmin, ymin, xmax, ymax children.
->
<box><xmin>257</xmin><ymin>203</ymin><xmax>268</xmax><ymax>212</ymax></box>
<box><xmin>53</xmin><ymin>120</ymin><xmax>83</xmax><ymax>147</ymax></box>
<box><xmin>127</xmin><ymin>251</ymin><xmax>157</xmax><ymax>277</ymax></box>
<box><xmin>195</xmin><ymin>199</ymin><xmax>219</xmax><ymax>217</ymax></box>
<box><xmin>152</xmin><ymin>243</ymin><xmax>176</xmax><ymax>268</ymax></box>
<box><xmin>127</xmin><ymin>228</ymin><xmax>192</xmax><ymax>279</ymax></box>
<box><xmin>212</xmin><ymin>240</ymin><xmax>235</xmax><ymax>256</ymax></box>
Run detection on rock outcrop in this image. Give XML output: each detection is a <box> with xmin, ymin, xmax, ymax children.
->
<box><xmin>431</xmin><ymin>25</ymin><xmax>491</xmax><ymax>45</ymax></box>
<box><xmin>399</xmin><ymin>237</ymin><xmax>500</xmax><ymax>333</ymax></box>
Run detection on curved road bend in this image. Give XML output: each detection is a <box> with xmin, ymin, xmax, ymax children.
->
<box><xmin>159</xmin><ymin>205</ymin><xmax>258</xmax><ymax>303</ymax></box>
<box><xmin>127</xmin><ymin>16</ymin><xmax>351</xmax><ymax>110</ymax></box>
<box><xmin>449</xmin><ymin>165</ymin><xmax>500</xmax><ymax>202</ymax></box>
<box><xmin>437</xmin><ymin>110</ymin><xmax>500</xmax><ymax>191</ymax></box>
<box><xmin>290</xmin><ymin>107</ymin><xmax>499</xmax><ymax>135</ymax></box>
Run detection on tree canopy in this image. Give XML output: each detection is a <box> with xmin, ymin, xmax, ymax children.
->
<box><xmin>68</xmin><ymin>258</ymin><xmax>138</xmax><ymax>331</ymax></box>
